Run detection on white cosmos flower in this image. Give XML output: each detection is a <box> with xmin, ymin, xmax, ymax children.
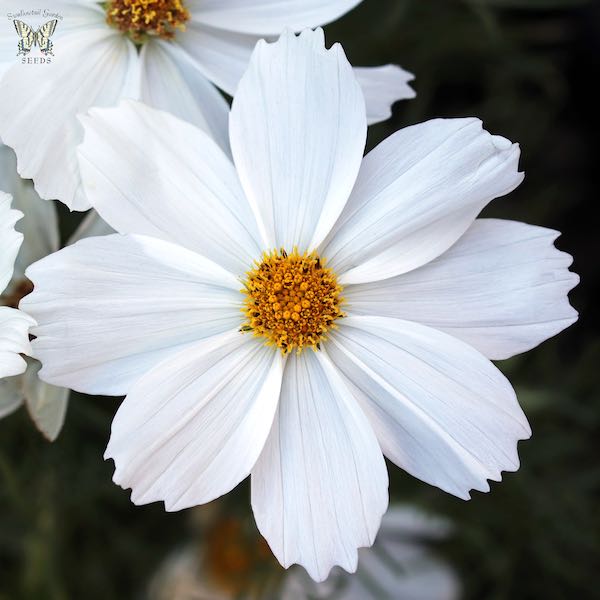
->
<box><xmin>148</xmin><ymin>506</ymin><xmax>460</xmax><ymax>600</ymax></box>
<box><xmin>22</xmin><ymin>30</ymin><xmax>578</xmax><ymax>580</ymax></box>
<box><xmin>0</xmin><ymin>0</ymin><xmax>415</xmax><ymax>211</ymax></box>
<box><xmin>0</xmin><ymin>143</ymin><xmax>112</xmax><ymax>439</ymax></box>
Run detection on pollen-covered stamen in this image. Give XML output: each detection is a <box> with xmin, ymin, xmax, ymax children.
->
<box><xmin>241</xmin><ymin>249</ymin><xmax>344</xmax><ymax>354</ymax></box>
<box><xmin>105</xmin><ymin>0</ymin><xmax>190</xmax><ymax>41</ymax></box>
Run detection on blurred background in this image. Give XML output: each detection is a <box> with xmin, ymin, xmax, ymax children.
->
<box><xmin>1</xmin><ymin>0</ymin><xmax>598</xmax><ymax>598</ymax></box>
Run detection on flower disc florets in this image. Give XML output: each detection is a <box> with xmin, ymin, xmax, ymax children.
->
<box><xmin>106</xmin><ymin>0</ymin><xmax>190</xmax><ymax>41</ymax></box>
<box><xmin>241</xmin><ymin>249</ymin><xmax>344</xmax><ymax>354</ymax></box>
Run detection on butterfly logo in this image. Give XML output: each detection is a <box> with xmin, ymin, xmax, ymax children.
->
<box><xmin>13</xmin><ymin>19</ymin><xmax>58</xmax><ymax>57</ymax></box>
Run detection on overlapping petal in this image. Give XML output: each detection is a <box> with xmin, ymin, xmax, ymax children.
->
<box><xmin>175</xmin><ymin>22</ymin><xmax>265</xmax><ymax>97</ymax></box>
<box><xmin>140</xmin><ymin>40</ymin><xmax>230</xmax><ymax>153</ymax></box>
<box><xmin>22</xmin><ymin>234</ymin><xmax>243</xmax><ymax>395</ymax></box>
<box><xmin>345</xmin><ymin>219</ymin><xmax>579</xmax><ymax>359</ymax></box>
<box><xmin>354</xmin><ymin>65</ymin><xmax>416</xmax><ymax>125</ymax></box>
<box><xmin>327</xmin><ymin>316</ymin><xmax>531</xmax><ymax>499</ymax></box>
<box><xmin>230</xmin><ymin>29</ymin><xmax>366</xmax><ymax>251</ymax></box>
<box><xmin>78</xmin><ymin>100</ymin><xmax>262</xmax><ymax>275</ymax></box>
<box><xmin>251</xmin><ymin>349</ymin><xmax>388</xmax><ymax>581</ymax></box>
<box><xmin>0</xmin><ymin>306</ymin><xmax>34</xmax><ymax>378</ymax></box>
<box><xmin>321</xmin><ymin>118</ymin><xmax>523</xmax><ymax>284</ymax></box>
<box><xmin>106</xmin><ymin>331</ymin><xmax>283</xmax><ymax>511</ymax></box>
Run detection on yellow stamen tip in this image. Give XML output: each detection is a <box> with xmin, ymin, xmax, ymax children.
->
<box><xmin>105</xmin><ymin>0</ymin><xmax>190</xmax><ymax>41</ymax></box>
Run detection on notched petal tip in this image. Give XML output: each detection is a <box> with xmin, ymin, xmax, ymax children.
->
<box><xmin>457</xmin><ymin>429</ymin><xmax>531</xmax><ymax>501</ymax></box>
<box><xmin>310</xmin><ymin>555</ymin><xmax>360</xmax><ymax>584</ymax></box>
<box><xmin>263</xmin><ymin>27</ymin><xmax>340</xmax><ymax>62</ymax></box>
<box><xmin>491</xmin><ymin>133</ymin><xmax>513</xmax><ymax>151</ymax></box>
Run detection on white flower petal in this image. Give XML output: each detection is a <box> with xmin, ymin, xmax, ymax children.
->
<box><xmin>321</xmin><ymin>118</ymin><xmax>523</xmax><ymax>284</ymax></box>
<box><xmin>141</xmin><ymin>40</ymin><xmax>230</xmax><ymax>153</ymax></box>
<box><xmin>66</xmin><ymin>210</ymin><xmax>114</xmax><ymax>245</ymax></box>
<box><xmin>49</xmin><ymin>1</ymin><xmax>106</xmax><ymax>29</ymax></box>
<box><xmin>0</xmin><ymin>376</ymin><xmax>22</xmax><ymax>419</ymax></box>
<box><xmin>78</xmin><ymin>100</ymin><xmax>262</xmax><ymax>275</ymax></box>
<box><xmin>106</xmin><ymin>331</ymin><xmax>283</xmax><ymax>511</ymax></box>
<box><xmin>251</xmin><ymin>349</ymin><xmax>388</xmax><ymax>582</ymax></box>
<box><xmin>1</xmin><ymin>145</ymin><xmax>59</xmax><ymax>280</ymax></box>
<box><xmin>22</xmin><ymin>234</ymin><xmax>243</xmax><ymax>395</ymax></box>
<box><xmin>175</xmin><ymin>22</ymin><xmax>261</xmax><ymax>96</ymax></box>
<box><xmin>188</xmin><ymin>0</ymin><xmax>362</xmax><ymax>35</ymax></box>
<box><xmin>188</xmin><ymin>0</ymin><xmax>362</xmax><ymax>37</ymax></box>
<box><xmin>230</xmin><ymin>29</ymin><xmax>366</xmax><ymax>251</ymax></box>
<box><xmin>0</xmin><ymin>191</ymin><xmax>23</xmax><ymax>292</ymax></box>
<box><xmin>0</xmin><ymin>29</ymin><xmax>139</xmax><ymax>210</ymax></box>
<box><xmin>353</xmin><ymin>65</ymin><xmax>416</xmax><ymax>125</ymax></box>
<box><xmin>0</xmin><ymin>306</ymin><xmax>34</xmax><ymax>379</ymax></box>
<box><xmin>327</xmin><ymin>316</ymin><xmax>531</xmax><ymax>500</ymax></box>
<box><xmin>345</xmin><ymin>219</ymin><xmax>579</xmax><ymax>360</ymax></box>
<box><xmin>22</xmin><ymin>359</ymin><xmax>69</xmax><ymax>442</ymax></box>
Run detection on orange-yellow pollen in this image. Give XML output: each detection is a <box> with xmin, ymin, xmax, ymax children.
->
<box><xmin>106</xmin><ymin>0</ymin><xmax>190</xmax><ymax>41</ymax></box>
<box><xmin>241</xmin><ymin>249</ymin><xmax>344</xmax><ymax>354</ymax></box>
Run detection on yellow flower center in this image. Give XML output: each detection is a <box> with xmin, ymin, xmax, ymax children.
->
<box><xmin>241</xmin><ymin>249</ymin><xmax>344</xmax><ymax>354</ymax></box>
<box><xmin>105</xmin><ymin>0</ymin><xmax>190</xmax><ymax>41</ymax></box>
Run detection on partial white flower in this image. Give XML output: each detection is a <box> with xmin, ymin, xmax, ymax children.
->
<box><xmin>148</xmin><ymin>506</ymin><xmax>460</xmax><ymax>600</ymax></box>
<box><xmin>22</xmin><ymin>30</ymin><xmax>578</xmax><ymax>580</ymax></box>
<box><xmin>0</xmin><ymin>0</ymin><xmax>414</xmax><ymax>210</ymax></box>
<box><xmin>0</xmin><ymin>190</ymin><xmax>33</xmax><ymax>382</ymax></box>
<box><xmin>281</xmin><ymin>506</ymin><xmax>460</xmax><ymax>600</ymax></box>
<box><xmin>0</xmin><ymin>143</ymin><xmax>112</xmax><ymax>439</ymax></box>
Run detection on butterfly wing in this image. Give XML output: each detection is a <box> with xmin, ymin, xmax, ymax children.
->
<box><xmin>36</xmin><ymin>20</ymin><xmax>58</xmax><ymax>55</ymax></box>
<box><xmin>13</xmin><ymin>20</ymin><xmax>35</xmax><ymax>56</ymax></box>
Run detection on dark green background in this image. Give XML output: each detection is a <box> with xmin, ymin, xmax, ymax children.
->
<box><xmin>1</xmin><ymin>1</ymin><xmax>598</xmax><ymax>598</ymax></box>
